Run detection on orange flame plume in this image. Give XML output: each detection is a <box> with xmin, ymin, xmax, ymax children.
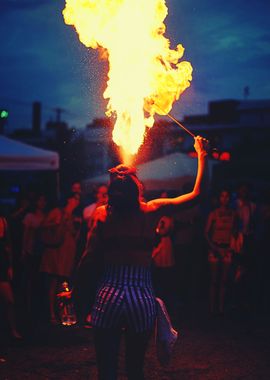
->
<box><xmin>63</xmin><ymin>0</ymin><xmax>193</xmax><ymax>162</ymax></box>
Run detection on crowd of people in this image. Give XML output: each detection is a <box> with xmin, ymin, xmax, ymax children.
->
<box><xmin>0</xmin><ymin>137</ymin><xmax>270</xmax><ymax>378</ymax></box>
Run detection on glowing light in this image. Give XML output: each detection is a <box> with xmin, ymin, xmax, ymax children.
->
<box><xmin>212</xmin><ymin>151</ymin><xmax>219</xmax><ymax>160</ymax></box>
<box><xmin>219</xmin><ymin>152</ymin><xmax>230</xmax><ymax>161</ymax></box>
<box><xmin>63</xmin><ymin>0</ymin><xmax>192</xmax><ymax>159</ymax></box>
<box><xmin>0</xmin><ymin>110</ymin><xmax>8</xmax><ymax>118</ymax></box>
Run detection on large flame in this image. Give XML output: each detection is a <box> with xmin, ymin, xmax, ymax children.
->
<box><xmin>63</xmin><ymin>0</ymin><xmax>192</xmax><ymax>160</ymax></box>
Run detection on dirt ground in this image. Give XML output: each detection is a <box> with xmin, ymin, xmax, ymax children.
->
<box><xmin>1</xmin><ymin>303</ymin><xmax>270</xmax><ymax>380</ymax></box>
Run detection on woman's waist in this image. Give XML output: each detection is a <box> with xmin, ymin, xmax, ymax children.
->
<box><xmin>100</xmin><ymin>264</ymin><xmax>153</xmax><ymax>287</ymax></box>
<box><xmin>103</xmin><ymin>249</ymin><xmax>152</xmax><ymax>266</ymax></box>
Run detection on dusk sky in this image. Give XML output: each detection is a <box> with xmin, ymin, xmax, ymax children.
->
<box><xmin>1</xmin><ymin>0</ymin><xmax>269</xmax><ymax>131</ymax></box>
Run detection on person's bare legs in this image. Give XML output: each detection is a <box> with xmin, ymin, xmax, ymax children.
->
<box><xmin>125</xmin><ymin>329</ymin><xmax>152</xmax><ymax>380</ymax></box>
<box><xmin>219</xmin><ymin>259</ymin><xmax>231</xmax><ymax>314</ymax></box>
<box><xmin>0</xmin><ymin>282</ymin><xmax>21</xmax><ymax>338</ymax></box>
<box><xmin>209</xmin><ymin>253</ymin><xmax>219</xmax><ymax>314</ymax></box>
<box><xmin>48</xmin><ymin>276</ymin><xmax>58</xmax><ymax>323</ymax></box>
<box><xmin>94</xmin><ymin>327</ymin><xmax>122</xmax><ymax>380</ymax></box>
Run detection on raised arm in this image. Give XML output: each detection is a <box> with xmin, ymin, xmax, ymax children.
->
<box><xmin>144</xmin><ymin>136</ymin><xmax>208</xmax><ymax>212</ymax></box>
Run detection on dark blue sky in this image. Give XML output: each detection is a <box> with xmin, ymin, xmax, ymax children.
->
<box><xmin>1</xmin><ymin>0</ymin><xmax>269</xmax><ymax>131</ymax></box>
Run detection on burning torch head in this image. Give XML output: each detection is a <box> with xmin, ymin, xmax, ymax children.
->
<box><xmin>108</xmin><ymin>164</ymin><xmax>143</xmax><ymax>211</ymax></box>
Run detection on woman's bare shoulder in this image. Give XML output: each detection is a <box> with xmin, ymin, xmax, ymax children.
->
<box><xmin>140</xmin><ymin>202</ymin><xmax>151</xmax><ymax>213</ymax></box>
<box><xmin>93</xmin><ymin>205</ymin><xmax>107</xmax><ymax>222</ymax></box>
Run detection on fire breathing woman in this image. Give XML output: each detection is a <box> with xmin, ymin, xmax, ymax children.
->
<box><xmin>85</xmin><ymin>136</ymin><xmax>207</xmax><ymax>380</ymax></box>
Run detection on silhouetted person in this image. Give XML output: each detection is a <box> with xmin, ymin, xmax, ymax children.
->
<box><xmin>0</xmin><ymin>211</ymin><xmax>21</xmax><ymax>339</ymax></box>
<box><xmin>205</xmin><ymin>190</ymin><xmax>238</xmax><ymax>314</ymax></box>
<box><xmin>40</xmin><ymin>193</ymin><xmax>81</xmax><ymax>324</ymax></box>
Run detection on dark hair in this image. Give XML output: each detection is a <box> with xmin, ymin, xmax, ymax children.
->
<box><xmin>219</xmin><ymin>188</ymin><xmax>231</xmax><ymax>196</ymax></box>
<box><xmin>93</xmin><ymin>184</ymin><xmax>108</xmax><ymax>198</ymax></box>
<box><xmin>28</xmin><ymin>193</ymin><xmax>47</xmax><ymax>213</ymax></box>
<box><xmin>108</xmin><ymin>165</ymin><xmax>142</xmax><ymax>212</ymax></box>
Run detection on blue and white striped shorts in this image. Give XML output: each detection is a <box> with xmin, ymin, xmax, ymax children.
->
<box><xmin>91</xmin><ymin>265</ymin><xmax>157</xmax><ymax>333</ymax></box>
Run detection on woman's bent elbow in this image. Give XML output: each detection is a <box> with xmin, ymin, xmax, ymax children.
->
<box><xmin>192</xmin><ymin>189</ymin><xmax>200</xmax><ymax>198</ymax></box>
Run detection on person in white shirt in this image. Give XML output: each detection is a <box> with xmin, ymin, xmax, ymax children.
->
<box><xmin>83</xmin><ymin>185</ymin><xmax>108</xmax><ymax>231</ymax></box>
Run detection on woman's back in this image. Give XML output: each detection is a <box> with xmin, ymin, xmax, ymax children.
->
<box><xmin>97</xmin><ymin>208</ymin><xmax>153</xmax><ymax>267</ymax></box>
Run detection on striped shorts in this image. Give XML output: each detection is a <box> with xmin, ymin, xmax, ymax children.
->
<box><xmin>91</xmin><ymin>264</ymin><xmax>157</xmax><ymax>333</ymax></box>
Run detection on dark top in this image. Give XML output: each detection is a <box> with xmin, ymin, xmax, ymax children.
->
<box><xmin>89</xmin><ymin>208</ymin><xmax>154</xmax><ymax>267</ymax></box>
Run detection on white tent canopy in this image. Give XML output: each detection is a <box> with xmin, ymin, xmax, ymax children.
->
<box><xmin>84</xmin><ymin>152</ymin><xmax>215</xmax><ymax>192</ymax></box>
<box><xmin>0</xmin><ymin>136</ymin><xmax>59</xmax><ymax>171</ymax></box>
